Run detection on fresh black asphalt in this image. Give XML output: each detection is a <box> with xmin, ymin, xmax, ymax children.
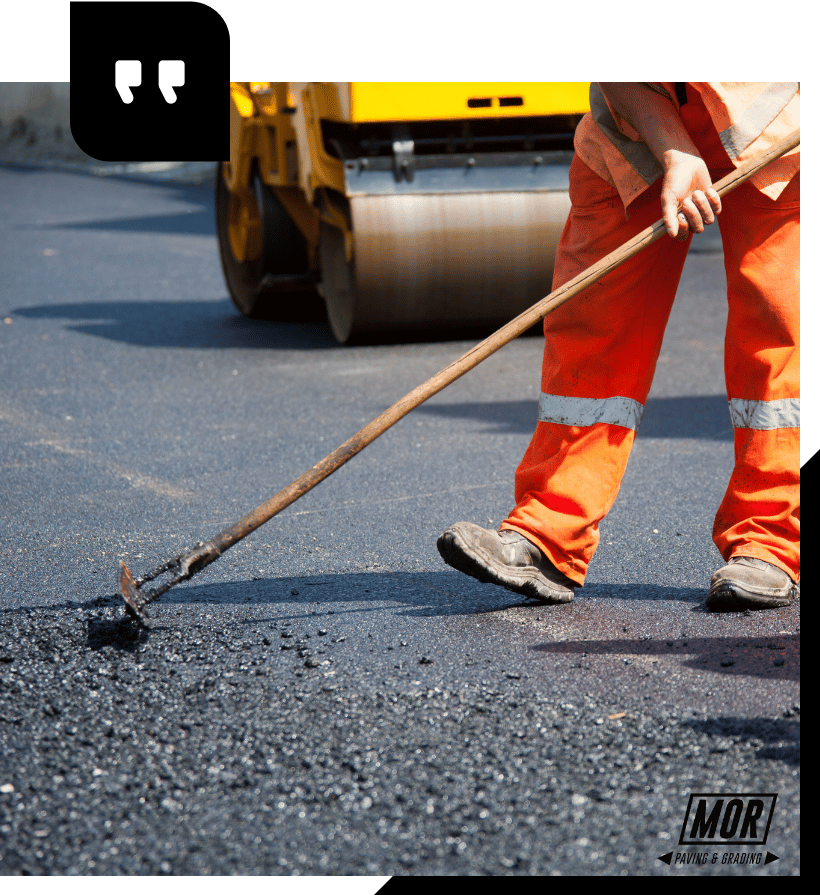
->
<box><xmin>0</xmin><ymin>164</ymin><xmax>799</xmax><ymax>875</ymax></box>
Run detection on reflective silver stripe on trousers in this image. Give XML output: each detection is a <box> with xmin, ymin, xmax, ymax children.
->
<box><xmin>729</xmin><ymin>397</ymin><xmax>800</xmax><ymax>430</ymax></box>
<box><xmin>719</xmin><ymin>83</ymin><xmax>799</xmax><ymax>159</ymax></box>
<box><xmin>538</xmin><ymin>392</ymin><xmax>645</xmax><ymax>431</ymax></box>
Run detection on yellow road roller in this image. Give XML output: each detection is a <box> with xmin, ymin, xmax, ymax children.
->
<box><xmin>216</xmin><ymin>82</ymin><xmax>590</xmax><ymax>343</ymax></box>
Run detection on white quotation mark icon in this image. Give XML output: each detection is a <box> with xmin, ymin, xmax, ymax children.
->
<box><xmin>159</xmin><ymin>60</ymin><xmax>185</xmax><ymax>103</ymax></box>
<box><xmin>115</xmin><ymin>60</ymin><xmax>141</xmax><ymax>103</ymax></box>
<box><xmin>115</xmin><ymin>60</ymin><xmax>185</xmax><ymax>104</ymax></box>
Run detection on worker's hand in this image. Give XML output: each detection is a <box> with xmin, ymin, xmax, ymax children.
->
<box><xmin>661</xmin><ymin>150</ymin><xmax>722</xmax><ymax>240</ymax></box>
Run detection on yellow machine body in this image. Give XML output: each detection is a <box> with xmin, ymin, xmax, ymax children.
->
<box><xmin>344</xmin><ymin>82</ymin><xmax>591</xmax><ymax>122</ymax></box>
<box><xmin>216</xmin><ymin>82</ymin><xmax>590</xmax><ymax>342</ymax></box>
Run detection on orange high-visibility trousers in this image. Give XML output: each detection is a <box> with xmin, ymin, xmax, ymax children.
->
<box><xmin>501</xmin><ymin>92</ymin><xmax>800</xmax><ymax>585</ymax></box>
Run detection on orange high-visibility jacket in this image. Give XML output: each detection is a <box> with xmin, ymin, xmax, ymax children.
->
<box><xmin>574</xmin><ymin>82</ymin><xmax>800</xmax><ymax>209</ymax></box>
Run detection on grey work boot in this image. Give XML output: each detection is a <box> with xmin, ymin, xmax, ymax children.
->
<box><xmin>437</xmin><ymin>522</ymin><xmax>576</xmax><ymax>604</ymax></box>
<box><xmin>706</xmin><ymin>556</ymin><xmax>799</xmax><ymax>612</ymax></box>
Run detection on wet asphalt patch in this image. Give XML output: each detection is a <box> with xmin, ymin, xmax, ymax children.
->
<box><xmin>0</xmin><ymin>597</ymin><xmax>799</xmax><ymax>875</ymax></box>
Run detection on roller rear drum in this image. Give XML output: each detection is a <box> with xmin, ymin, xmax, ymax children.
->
<box><xmin>216</xmin><ymin>161</ymin><xmax>323</xmax><ymax>322</ymax></box>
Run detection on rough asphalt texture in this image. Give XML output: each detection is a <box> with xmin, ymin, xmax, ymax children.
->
<box><xmin>0</xmin><ymin>159</ymin><xmax>799</xmax><ymax>875</ymax></box>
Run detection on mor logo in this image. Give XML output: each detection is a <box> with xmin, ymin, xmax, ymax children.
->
<box><xmin>678</xmin><ymin>793</ymin><xmax>777</xmax><ymax>845</ymax></box>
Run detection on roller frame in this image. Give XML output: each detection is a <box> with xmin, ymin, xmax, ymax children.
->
<box><xmin>221</xmin><ymin>82</ymin><xmax>585</xmax><ymax>343</ymax></box>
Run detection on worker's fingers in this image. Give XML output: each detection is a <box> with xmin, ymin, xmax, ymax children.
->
<box><xmin>679</xmin><ymin>190</ymin><xmax>715</xmax><ymax>233</ymax></box>
<box><xmin>705</xmin><ymin>187</ymin><xmax>722</xmax><ymax>217</ymax></box>
<box><xmin>662</xmin><ymin>193</ymin><xmax>683</xmax><ymax>239</ymax></box>
<box><xmin>677</xmin><ymin>189</ymin><xmax>721</xmax><ymax>239</ymax></box>
<box><xmin>680</xmin><ymin>198</ymin><xmax>699</xmax><ymax>232</ymax></box>
<box><xmin>689</xmin><ymin>189</ymin><xmax>716</xmax><ymax>227</ymax></box>
<box><xmin>692</xmin><ymin>188</ymin><xmax>723</xmax><ymax>225</ymax></box>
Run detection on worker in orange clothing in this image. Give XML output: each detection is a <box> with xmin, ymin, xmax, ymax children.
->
<box><xmin>438</xmin><ymin>83</ymin><xmax>800</xmax><ymax>611</ymax></box>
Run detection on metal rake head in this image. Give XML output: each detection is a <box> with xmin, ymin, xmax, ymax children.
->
<box><xmin>119</xmin><ymin>541</ymin><xmax>221</xmax><ymax>627</ymax></box>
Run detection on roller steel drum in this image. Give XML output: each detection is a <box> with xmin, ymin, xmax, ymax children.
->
<box><xmin>321</xmin><ymin>156</ymin><xmax>573</xmax><ymax>343</ymax></box>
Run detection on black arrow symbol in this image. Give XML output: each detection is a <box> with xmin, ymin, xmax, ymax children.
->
<box><xmin>659</xmin><ymin>851</ymin><xmax>780</xmax><ymax>867</ymax></box>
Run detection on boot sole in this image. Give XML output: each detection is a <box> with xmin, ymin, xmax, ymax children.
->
<box><xmin>706</xmin><ymin>582</ymin><xmax>798</xmax><ymax>612</ymax></box>
<box><xmin>437</xmin><ymin>529</ymin><xmax>574</xmax><ymax>604</ymax></box>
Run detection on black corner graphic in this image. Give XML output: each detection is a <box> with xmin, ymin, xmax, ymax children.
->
<box><xmin>71</xmin><ymin>60</ymin><xmax>224</xmax><ymax>162</ymax></box>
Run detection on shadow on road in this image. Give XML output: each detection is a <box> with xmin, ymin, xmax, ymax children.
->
<box><xmin>47</xmin><ymin>205</ymin><xmax>217</xmax><ymax>237</ymax></box>
<box><xmin>681</xmin><ymin>716</ymin><xmax>800</xmax><ymax>765</ymax></box>
<box><xmin>10</xmin><ymin>297</ymin><xmax>739</xmax><ymax>439</ymax></box>
<box><xmin>106</xmin><ymin>571</ymin><xmax>728</xmax><ymax>615</ymax></box>
<box><xmin>12</xmin><ymin>298</ymin><xmax>545</xmax><ymax>350</ymax></box>
<box><xmin>29</xmin><ymin>570</ymin><xmax>792</xmax><ymax>667</ymax></box>
<box><xmin>531</xmin><ymin>633</ymin><xmax>799</xmax><ymax>683</ymax></box>
<box><xmin>13</xmin><ymin>300</ymin><xmax>340</xmax><ymax>351</ymax></box>
<box><xmin>417</xmin><ymin>395</ymin><xmax>734</xmax><ymax>439</ymax></box>
<box><xmin>3</xmin><ymin>168</ymin><xmax>219</xmax><ymax>235</ymax></box>
<box><xmin>5</xmin><ymin>571</ymin><xmax>797</xmax><ymax>623</ymax></box>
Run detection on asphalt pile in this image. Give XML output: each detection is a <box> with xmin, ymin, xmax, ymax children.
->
<box><xmin>0</xmin><ymin>597</ymin><xmax>799</xmax><ymax>875</ymax></box>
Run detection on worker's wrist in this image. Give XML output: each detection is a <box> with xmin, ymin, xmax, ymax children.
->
<box><xmin>661</xmin><ymin>147</ymin><xmax>704</xmax><ymax>172</ymax></box>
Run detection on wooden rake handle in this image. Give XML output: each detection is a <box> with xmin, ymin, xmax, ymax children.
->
<box><xmin>121</xmin><ymin>128</ymin><xmax>799</xmax><ymax>620</ymax></box>
<box><xmin>218</xmin><ymin>128</ymin><xmax>800</xmax><ymax>547</ymax></box>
